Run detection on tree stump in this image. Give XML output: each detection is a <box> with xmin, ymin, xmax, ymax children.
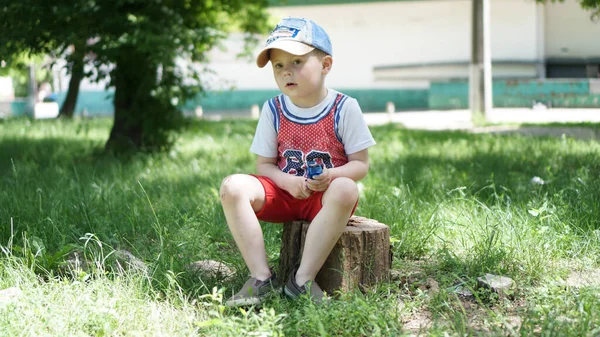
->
<box><xmin>278</xmin><ymin>216</ymin><xmax>391</xmax><ymax>294</ymax></box>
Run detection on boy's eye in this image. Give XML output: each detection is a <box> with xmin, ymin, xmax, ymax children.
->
<box><xmin>274</xmin><ymin>64</ymin><xmax>283</xmax><ymax>69</ymax></box>
<box><xmin>293</xmin><ymin>60</ymin><xmax>301</xmax><ymax>65</ymax></box>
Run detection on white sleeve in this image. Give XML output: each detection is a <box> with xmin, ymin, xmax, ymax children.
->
<box><xmin>338</xmin><ymin>98</ymin><xmax>376</xmax><ymax>155</ymax></box>
<box><xmin>250</xmin><ymin>102</ymin><xmax>278</xmax><ymax>158</ymax></box>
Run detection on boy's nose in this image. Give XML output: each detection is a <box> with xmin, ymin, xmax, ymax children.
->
<box><xmin>282</xmin><ymin>65</ymin><xmax>293</xmax><ymax>75</ymax></box>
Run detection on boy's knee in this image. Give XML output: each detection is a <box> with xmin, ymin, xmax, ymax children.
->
<box><xmin>328</xmin><ymin>178</ymin><xmax>358</xmax><ymax>208</ymax></box>
<box><xmin>220</xmin><ymin>174</ymin><xmax>247</xmax><ymax>202</ymax></box>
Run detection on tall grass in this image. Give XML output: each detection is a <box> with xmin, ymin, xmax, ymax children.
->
<box><xmin>1</xmin><ymin>117</ymin><xmax>600</xmax><ymax>336</ymax></box>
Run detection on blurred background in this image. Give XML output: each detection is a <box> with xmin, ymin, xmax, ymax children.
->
<box><xmin>1</xmin><ymin>0</ymin><xmax>599</xmax><ymax>118</ymax></box>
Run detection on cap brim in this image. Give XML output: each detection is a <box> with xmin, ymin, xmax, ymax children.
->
<box><xmin>256</xmin><ymin>40</ymin><xmax>315</xmax><ymax>68</ymax></box>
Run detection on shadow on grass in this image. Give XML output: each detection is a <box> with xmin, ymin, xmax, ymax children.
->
<box><xmin>0</xmin><ymin>138</ymin><xmax>103</xmax><ymax>175</ymax></box>
<box><xmin>0</xmin><ymin>133</ymin><xmax>252</xmax><ymax>293</ymax></box>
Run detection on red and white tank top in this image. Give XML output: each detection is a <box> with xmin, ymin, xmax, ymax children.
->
<box><xmin>269</xmin><ymin>93</ymin><xmax>349</xmax><ymax>178</ymax></box>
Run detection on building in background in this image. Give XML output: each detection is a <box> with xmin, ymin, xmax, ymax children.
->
<box><xmin>206</xmin><ymin>0</ymin><xmax>600</xmax><ymax>112</ymax></box>
<box><xmin>12</xmin><ymin>0</ymin><xmax>599</xmax><ymax>117</ymax></box>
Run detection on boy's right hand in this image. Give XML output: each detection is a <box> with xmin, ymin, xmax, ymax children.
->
<box><xmin>286</xmin><ymin>176</ymin><xmax>313</xmax><ymax>199</ymax></box>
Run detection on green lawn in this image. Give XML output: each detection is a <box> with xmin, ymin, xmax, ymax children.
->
<box><xmin>1</xmin><ymin>117</ymin><xmax>599</xmax><ymax>336</ymax></box>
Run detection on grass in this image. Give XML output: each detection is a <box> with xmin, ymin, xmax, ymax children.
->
<box><xmin>518</xmin><ymin>122</ymin><xmax>600</xmax><ymax>129</ymax></box>
<box><xmin>1</xmin><ymin>117</ymin><xmax>600</xmax><ymax>336</ymax></box>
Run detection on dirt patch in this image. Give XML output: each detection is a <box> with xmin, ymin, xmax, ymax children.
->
<box><xmin>566</xmin><ymin>269</ymin><xmax>600</xmax><ymax>288</ymax></box>
<box><xmin>402</xmin><ymin>309</ymin><xmax>433</xmax><ymax>335</ymax></box>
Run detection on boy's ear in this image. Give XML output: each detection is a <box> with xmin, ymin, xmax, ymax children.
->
<box><xmin>321</xmin><ymin>55</ymin><xmax>333</xmax><ymax>74</ymax></box>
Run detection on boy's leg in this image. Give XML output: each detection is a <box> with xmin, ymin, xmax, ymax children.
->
<box><xmin>295</xmin><ymin>177</ymin><xmax>358</xmax><ymax>286</ymax></box>
<box><xmin>220</xmin><ymin>174</ymin><xmax>271</xmax><ymax>281</ymax></box>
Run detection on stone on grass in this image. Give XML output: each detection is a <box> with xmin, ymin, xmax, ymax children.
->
<box><xmin>425</xmin><ymin>278</ymin><xmax>439</xmax><ymax>295</ymax></box>
<box><xmin>449</xmin><ymin>284</ymin><xmax>474</xmax><ymax>299</ymax></box>
<box><xmin>0</xmin><ymin>287</ymin><xmax>23</xmax><ymax>307</ymax></box>
<box><xmin>476</xmin><ymin>273</ymin><xmax>515</xmax><ymax>300</ymax></box>
<box><xmin>114</xmin><ymin>249</ymin><xmax>148</xmax><ymax>274</ymax></box>
<box><xmin>390</xmin><ymin>269</ymin><xmax>402</xmax><ymax>281</ymax></box>
<box><xmin>187</xmin><ymin>260</ymin><xmax>235</xmax><ymax>281</ymax></box>
<box><xmin>62</xmin><ymin>250</ymin><xmax>90</xmax><ymax>273</ymax></box>
<box><xmin>61</xmin><ymin>249</ymin><xmax>148</xmax><ymax>276</ymax></box>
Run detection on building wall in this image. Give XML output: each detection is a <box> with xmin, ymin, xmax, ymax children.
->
<box><xmin>65</xmin><ymin>0</ymin><xmax>598</xmax><ymax>93</ymax></box>
<box><xmin>545</xmin><ymin>0</ymin><xmax>600</xmax><ymax>59</ymax></box>
<box><xmin>208</xmin><ymin>0</ymin><xmax>543</xmax><ymax>90</ymax></box>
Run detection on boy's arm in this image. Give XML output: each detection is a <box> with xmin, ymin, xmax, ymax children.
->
<box><xmin>256</xmin><ymin>155</ymin><xmax>312</xmax><ymax>199</ymax></box>
<box><xmin>306</xmin><ymin>149</ymin><xmax>369</xmax><ymax>192</ymax></box>
<box><xmin>328</xmin><ymin>148</ymin><xmax>369</xmax><ymax>182</ymax></box>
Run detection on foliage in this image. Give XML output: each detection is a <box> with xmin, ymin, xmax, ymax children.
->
<box><xmin>0</xmin><ymin>53</ymin><xmax>54</xmax><ymax>98</ymax></box>
<box><xmin>1</xmin><ymin>1</ymin><xmax>270</xmax><ymax>152</ymax></box>
<box><xmin>537</xmin><ymin>0</ymin><xmax>600</xmax><ymax>18</ymax></box>
<box><xmin>577</xmin><ymin>0</ymin><xmax>600</xmax><ymax>17</ymax></box>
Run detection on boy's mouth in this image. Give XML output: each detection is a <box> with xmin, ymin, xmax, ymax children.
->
<box><xmin>285</xmin><ymin>82</ymin><xmax>297</xmax><ymax>88</ymax></box>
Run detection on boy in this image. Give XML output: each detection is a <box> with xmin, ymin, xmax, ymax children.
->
<box><xmin>220</xmin><ymin>17</ymin><xmax>376</xmax><ymax>306</ymax></box>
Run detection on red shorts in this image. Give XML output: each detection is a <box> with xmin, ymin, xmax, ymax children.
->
<box><xmin>253</xmin><ymin>175</ymin><xmax>357</xmax><ymax>223</ymax></box>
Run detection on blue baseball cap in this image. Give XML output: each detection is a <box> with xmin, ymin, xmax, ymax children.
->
<box><xmin>256</xmin><ymin>17</ymin><xmax>333</xmax><ymax>68</ymax></box>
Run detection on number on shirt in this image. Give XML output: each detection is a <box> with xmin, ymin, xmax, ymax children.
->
<box><xmin>306</xmin><ymin>150</ymin><xmax>333</xmax><ymax>169</ymax></box>
<box><xmin>281</xmin><ymin>149</ymin><xmax>305</xmax><ymax>176</ymax></box>
<box><xmin>281</xmin><ymin>149</ymin><xmax>333</xmax><ymax>176</ymax></box>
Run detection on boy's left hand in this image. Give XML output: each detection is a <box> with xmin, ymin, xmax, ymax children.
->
<box><xmin>306</xmin><ymin>167</ymin><xmax>331</xmax><ymax>192</ymax></box>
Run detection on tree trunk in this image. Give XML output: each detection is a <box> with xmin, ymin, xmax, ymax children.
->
<box><xmin>105</xmin><ymin>45</ymin><xmax>180</xmax><ymax>153</ymax></box>
<box><xmin>105</xmin><ymin>47</ymin><xmax>146</xmax><ymax>152</ymax></box>
<box><xmin>58</xmin><ymin>50</ymin><xmax>84</xmax><ymax>118</ymax></box>
<box><xmin>279</xmin><ymin>216</ymin><xmax>391</xmax><ymax>295</ymax></box>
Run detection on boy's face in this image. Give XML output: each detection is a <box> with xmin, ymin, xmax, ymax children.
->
<box><xmin>270</xmin><ymin>48</ymin><xmax>332</xmax><ymax>108</ymax></box>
